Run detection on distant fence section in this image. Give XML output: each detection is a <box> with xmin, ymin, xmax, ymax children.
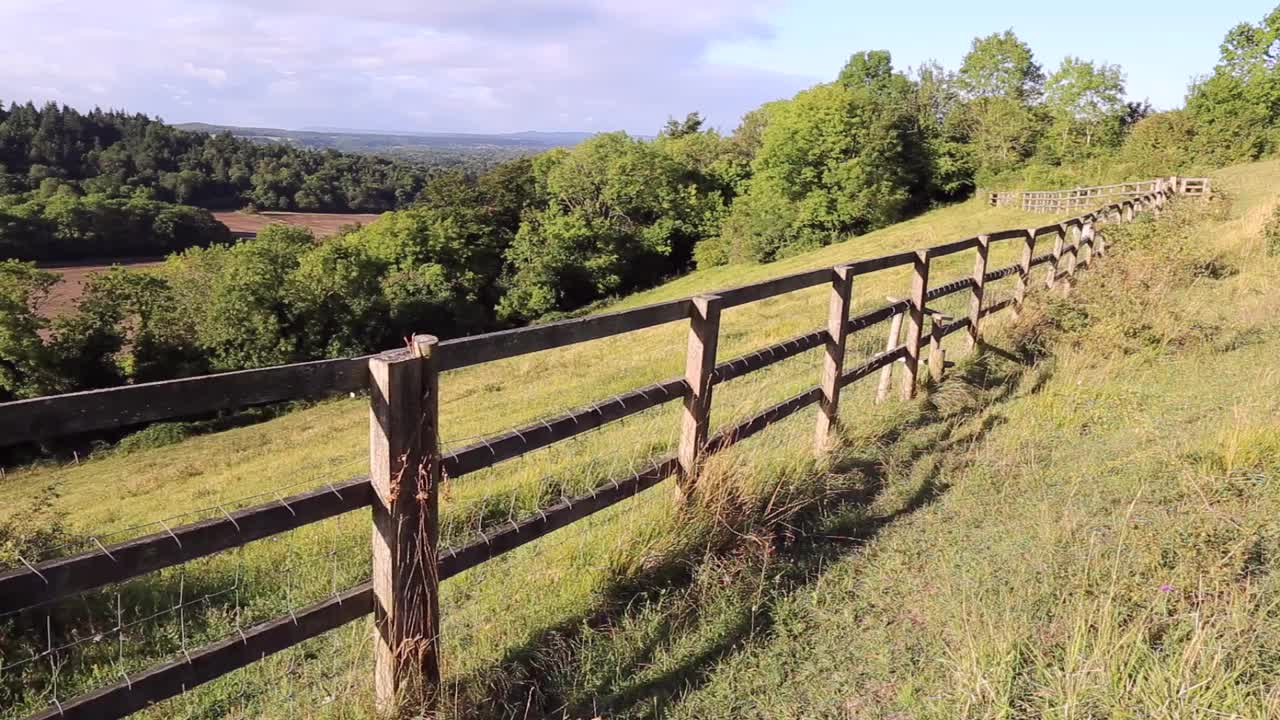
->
<box><xmin>989</xmin><ymin>175</ymin><xmax>1210</xmax><ymax>213</ymax></box>
<box><xmin>0</xmin><ymin>176</ymin><xmax>1202</xmax><ymax>719</ymax></box>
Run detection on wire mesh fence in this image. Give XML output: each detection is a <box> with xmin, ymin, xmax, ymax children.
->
<box><xmin>0</xmin><ymin>193</ymin><xmax>1153</xmax><ymax>719</ymax></box>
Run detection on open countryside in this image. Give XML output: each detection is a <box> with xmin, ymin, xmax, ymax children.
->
<box><xmin>3</xmin><ymin>3</ymin><xmax>1280</xmax><ymax>719</ymax></box>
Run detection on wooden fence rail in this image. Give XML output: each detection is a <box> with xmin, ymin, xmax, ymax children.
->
<box><xmin>990</xmin><ymin>176</ymin><xmax>1209</xmax><ymax>214</ymax></box>
<box><xmin>3</xmin><ymin>178</ymin><xmax>1197</xmax><ymax>720</ymax></box>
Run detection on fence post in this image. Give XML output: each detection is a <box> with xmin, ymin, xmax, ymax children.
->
<box><xmin>676</xmin><ymin>294</ymin><xmax>722</xmax><ymax>501</ymax></box>
<box><xmin>1063</xmin><ymin>223</ymin><xmax>1080</xmax><ymax>288</ymax></box>
<box><xmin>966</xmin><ymin>234</ymin><xmax>990</xmax><ymax>350</ymax></box>
<box><xmin>928</xmin><ymin>314</ymin><xmax>947</xmax><ymax>383</ymax></box>
<box><xmin>1046</xmin><ymin>225</ymin><xmax>1065</xmax><ymax>290</ymax></box>
<box><xmin>1013</xmin><ymin>228</ymin><xmax>1036</xmax><ymax>318</ymax></box>
<box><xmin>369</xmin><ymin>334</ymin><xmax>441</xmax><ymax>714</ymax></box>
<box><xmin>815</xmin><ymin>265</ymin><xmax>853</xmax><ymax>454</ymax></box>
<box><xmin>875</xmin><ymin>297</ymin><xmax>905</xmax><ymax>404</ymax></box>
<box><xmin>1080</xmin><ymin>222</ymin><xmax>1095</xmax><ymax>270</ymax></box>
<box><xmin>901</xmin><ymin>250</ymin><xmax>930</xmax><ymax>400</ymax></box>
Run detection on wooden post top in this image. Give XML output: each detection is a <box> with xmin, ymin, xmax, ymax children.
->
<box><xmin>375</xmin><ymin>334</ymin><xmax>439</xmax><ymax>363</ymax></box>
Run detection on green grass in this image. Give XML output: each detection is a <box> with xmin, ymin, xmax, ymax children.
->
<box><xmin>3</xmin><ymin>163</ymin><xmax>1279</xmax><ymax>719</ymax></box>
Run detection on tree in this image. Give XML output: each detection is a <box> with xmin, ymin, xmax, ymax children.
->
<box><xmin>954</xmin><ymin>31</ymin><xmax>1046</xmax><ymax>181</ymax></box>
<box><xmin>499</xmin><ymin>133</ymin><xmax>720</xmax><ymax>320</ymax></box>
<box><xmin>909</xmin><ymin>61</ymin><xmax>973</xmax><ymax>197</ymax></box>
<box><xmin>1185</xmin><ymin>6</ymin><xmax>1280</xmax><ymax>162</ymax></box>
<box><xmin>717</xmin><ymin>64</ymin><xmax>924</xmax><ymax>264</ymax></box>
<box><xmin>1043</xmin><ymin>57</ymin><xmax>1127</xmax><ymax>159</ymax></box>
<box><xmin>0</xmin><ymin>260</ymin><xmax>59</xmax><ymax>400</ymax></box>
<box><xmin>956</xmin><ymin>30</ymin><xmax>1045</xmax><ymax>103</ymax></box>
<box><xmin>838</xmin><ymin>51</ymin><xmax>897</xmax><ymax>91</ymax></box>
<box><xmin>162</xmin><ymin>225</ymin><xmax>312</xmax><ymax>370</ymax></box>
<box><xmin>661</xmin><ymin>112</ymin><xmax>705</xmax><ymax>138</ymax></box>
<box><xmin>1116</xmin><ymin>111</ymin><xmax>1198</xmax><ymax>176</ymax></box>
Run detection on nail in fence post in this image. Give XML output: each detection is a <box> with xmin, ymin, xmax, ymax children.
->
<box><xmin>1046</xmin><ymin>225</ymin><xmax>1065</xmax><ymax>290</ymax></box>
<box><xmin>901</xmin><ymin>250</ymin><xmax>930</xmax><ymax>401</ymax></box>
<box><xmin>676</xmin><ymin>294</ymin><xmax>722</xmax><ymax>501</ymax></box>
<box><xmin>966</xmin><ymin>234</ymin><xmax>990</xmax><ymax>351</ymax></box>
<box><xmin>1013</xmin><ymin>228</ymin><xmax>1036</xmax><ymax>319</ymax></box>
<box><xmin>815</xmin><ymin>265</ymin><xmax>853</xmax><ymax>455</ymax></box>
<box><xmin>369</xmin><ymin>334</ymin><xmax>441</xmax><ymax>714</ymax></box>
<box><xmin>875</xmin><ymin>297</ymin><xmax>905</xmax><ymax>405</ymax></box>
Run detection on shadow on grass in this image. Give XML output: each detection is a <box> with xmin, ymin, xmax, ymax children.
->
<box><xmin>441</xmin><ymin>342</ymin><xmax>1052</xmax><ymax>720</ymax></box>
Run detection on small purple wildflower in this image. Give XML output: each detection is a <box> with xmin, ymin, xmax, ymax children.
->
<box><xmin>1159</xmin><ymin>583</ymin><xmax>1174</xmax><ymax>593</ymax></box>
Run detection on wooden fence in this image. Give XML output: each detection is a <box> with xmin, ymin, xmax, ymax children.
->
<box><xmin>0</xmin><ymin>178</ymin><xmax>1195</xmax><ymax>719</ymax></box>
<box><xmin>990</xmin><ymin>175</ymin><xmax>1210</xmax><ymax>213</ymax></box>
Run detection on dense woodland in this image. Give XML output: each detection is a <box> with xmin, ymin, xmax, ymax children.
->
<box><xmin>0</xmin><ymin>105</ymin><xmax>444</xmax><ymax>260</ymax></box>
<box><xmin>4</xmin><ymin>7</ymin><xmax>1280</xmax><ymax>403</ymax></box>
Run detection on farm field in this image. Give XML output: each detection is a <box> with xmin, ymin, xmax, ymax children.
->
<box><xmin>32</xmin><ymin>210</ymin><xmax>382</xmax><ymax>318</ymax></box>
<box><xmin>36</xmin><ymin>257</ymin><xmax>164</xmax><ymax>318</ymax></box>
<box><xmin>3</xmin><ymin>160</ymin><xmax>1278</xmax><ymax>718</ymax></box>
<box><xmin>212</xmin><ymin>210</ymin><xmax>383</xmax><ymax>238</ymax></box>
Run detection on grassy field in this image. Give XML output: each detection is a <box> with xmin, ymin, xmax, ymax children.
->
<box><xmin>3</xmin><ymin>163</ymin><xmax>1277</xmax><ymax>718</ymax></box>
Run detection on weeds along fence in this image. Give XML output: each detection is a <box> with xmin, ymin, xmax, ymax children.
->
<box><xmin>989</xmin><ymin>175</ymin><xmax>1210</xmax><ymax>213</ymax></box>
<box><xmin>0</xmin><ymin>178</ymin><xmax>1198</xmax><ymax>719</ymax></box>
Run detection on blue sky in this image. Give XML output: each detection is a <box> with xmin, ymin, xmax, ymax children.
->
<box><xmin>710</xmin><ymin>0</ymin><xmax>1274</xmax><ymax>113</ymax></box>
<box><xmin>0</xmin><ymin>0</ymin><xmax>1273</xmax><ymax>135</ymax></box>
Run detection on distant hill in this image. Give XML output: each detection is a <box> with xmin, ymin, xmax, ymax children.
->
<box><xmin>173</xmin><ymin>123</ymin><xmax>594</xmax><ymax>154</ymax></box>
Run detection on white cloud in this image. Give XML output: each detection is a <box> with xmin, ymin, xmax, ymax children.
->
<box><xmin>0</xmin><ymin>0</ymin><xmax>816</xmax><ymax>133</ymax></box>
<box><xmin>182</xmin><ymin>62</ymin><xmax>228</xmax><ymax>88</ymax></box>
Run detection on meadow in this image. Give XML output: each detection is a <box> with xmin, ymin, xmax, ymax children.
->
<box><xmin>3</xmin><ymin>160</ymin><xmax>1276</xmax><ymax>718</ymax></box>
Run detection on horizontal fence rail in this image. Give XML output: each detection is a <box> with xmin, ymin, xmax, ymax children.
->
<box><xmin>5</xmin><ymin>179</ymin><xmax>1193</xmax><ymax>720</ymax></box>
<box><xmin>989</xmin><ymin>176</ymin><xmax>1209</xmax><ymax>214</ymax></box>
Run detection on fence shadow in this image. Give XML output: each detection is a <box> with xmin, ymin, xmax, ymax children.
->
<box><xmin>440</xmin><ymin>341</ymin><xmax>1052</xmax><ymax>719</ymax></box>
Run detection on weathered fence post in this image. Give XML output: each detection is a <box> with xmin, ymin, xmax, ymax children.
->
<box><xmin>370</xmin><ymin>334</ymin><xmax>442</xmax><ymax>715</ymax></box>
<box><xmin>901</xmin><ymin>250</ymin><xmax>930</xmax><ymax>400</ymax></box>
<box><xmin>1063</xmin><ymin>223</ymin><xmax>1080</xmax><ymax>288</ymax></box>
<box><xmin>875</xmin><ymin>297</ymin><xmax>905</xmax><ymax>404</ymax></box>
<box><xmin>1046</xmin><ymin>225</ymin><xmax>1065</xmax><ymax>290</ymax></box>
<box><xmin>928</xmin><ymin>313</ymin><xmax>947</xmax><ymax>383</ymax></box>
<box><xmin>676</xmin><ymin>294</ymin><xmax>722</xmax><ymax>501</ymax></box>
<box><xmin>1013</xmin><ymin>228</ymin><xmax>1036</xmax><ymax>318</ymax></box>
<box><xmin>1080</xmin><ymin>222</ymin><xmax>1095</xmax><ymax>270</ymax></box>
<box><xmin>815</xmin><ymin>266</ymin><xmax>853</xmax><ymax>454</ymax></box>
<box><xmin>966</xmin><ymin>234</ymin><xmax>990</xmax><ymax>350</ymax></box>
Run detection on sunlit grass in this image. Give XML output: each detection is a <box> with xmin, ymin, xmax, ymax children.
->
<box><xmin>5</xmin><ymin>161</ymin><xmax>1279</xmax><ymax>719</ymax></box>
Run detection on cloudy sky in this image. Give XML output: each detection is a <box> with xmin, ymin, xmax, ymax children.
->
<box><xmin>0</xmin><ymin>0</ymin><xmax>1270</xmax><ymax>135</ymax></box>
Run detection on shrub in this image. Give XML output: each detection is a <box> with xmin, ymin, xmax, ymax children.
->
<box><xmin>115</xmin><ymin>421</ymin><xmax>194</xmax><ymax>455</ymax></box>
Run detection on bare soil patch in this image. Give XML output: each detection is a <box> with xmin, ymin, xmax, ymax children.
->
<box><xmin>212</xmin><ymin>211</ymin><xmax>383</xmax><ymax>238</ymax></box>
<box><xmin>37</xmin><ymin>257</ymin><xmax>164</xmax><ymax>318</ymax></box>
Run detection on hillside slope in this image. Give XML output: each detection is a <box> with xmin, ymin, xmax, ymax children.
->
<box><xmin>4</xmin><ymin>164</ymin><xmax>1276</xmax><ymax>718</ymax></box>
<box><xmin>650</xmin><ymin>160</ymin><xmax>1280</xmax><ymax>717</ymax></box>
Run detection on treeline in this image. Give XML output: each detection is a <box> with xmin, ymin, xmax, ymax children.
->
<box><xmin>0</xmin><ymin>193</ymin><xmax>229</xmax><ymax>261</ymax></box>
<box><xmin>4</xmin><ymin>8</ymin><xmax>1280</xmax><ymax>403</ymax></box>
<box><xmin>0</xmin><ymin>102</ymin><xmax>448</xmax><ymax>261</ymax></box>
<box><xmin>0</xmin><ymin>103</ymin><xmax>435</xmax><ymax>212</ymax></box>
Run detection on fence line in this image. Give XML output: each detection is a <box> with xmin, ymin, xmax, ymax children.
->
<box><xmin>0</xmin><ymin>177</ymin><xmax>1198</xmax><ymax>719</ymax></box>
<box><xmin>989</xmin><ymin>175</ymin><xmax>1209</xmax><ymax>213</ymax></box>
